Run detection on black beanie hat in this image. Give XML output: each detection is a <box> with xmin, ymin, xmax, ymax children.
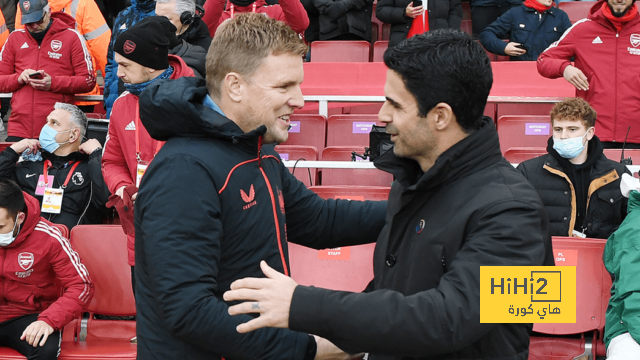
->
<box><xmin>137</xmin><ymin>16</ymin><xmax>180</xmax><ymax>49</ymax></box>
<box><xmin>114</xmin><ymin>21</ymin><xmax>170</xmax><ymax>70</ymax></box>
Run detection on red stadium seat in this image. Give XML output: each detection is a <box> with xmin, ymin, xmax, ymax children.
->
<box><xmin>326</xmin><ymin>114</ymin><xmax>384</xmax><ymax>147</ymax></box>
<box><xmin>371</xmin><ymin>3</ymin><xmax>384</xmax><ymax>43</ymax></box>
<box><xmin>496</xmin><ymin>103</ymin><xmax>554</xmax><ymax>120</ymax></box>
<box><xmin>497</xmin><ymin>115</ymin><xmax>551</xmax><ymax>155</ymax></box>
<box><xmin>321</xmin><ymin>146</ymin><xmax>394</xmax><ymax>186</ymax></box>
<box><xmin>503</xmin><ymin>147</ymin><xmax>547</xmax><ymax>163</ymax></box>
<box><xmin>310</xmin><ymin>41</ymin><xmax>371</xmax><ymax>62</ymax></box>
<box><xmin>288</xmin><ymin>186</ymin><xmax>390</xmax><ymax>292</ymax></box>
<box><xmin>84</xmin><ymin>113</ymin><xmax>104</xmax><ymax>119</ymax></box>
<box><xmin>0</xmin><ymin>142</ymin><xmax>14</xmax><ymax>152</ymax></box>
<box><xmin>372</xmin><ymin>41</ymin><xmax>388</xmax><ymax>62</ymax></box>
<box><xmin>529</xmin><ymin>237</ymin><xmax>611</xmax><ymax>360</ymax></box>
<box><xmin>558</xmin><ymin>1</ymin><xmax>596</xmax><ymax>23</ymax></box>
<box><xmin>462</xmin><ymin>1</ymin><xmax>471</xmax><ymax>20</ymax></box>
<box><xmin>603</xmin><ymin>149</ymin><xmax>640</xmax><ymax>165</ymax></box>
<box><xmin>275</xmin><ymin>145</ymin><xmax>319</xmax><ymax>187</ymax></box>
<box><xmin>460</xmin><ymin>20</ymin><xmax>472</xmax><ymax>35</ymax></box>
<box><xmin>281</xmin><ymin>114</ymin><xmax>327</xmax><ymax>156</ymax></box>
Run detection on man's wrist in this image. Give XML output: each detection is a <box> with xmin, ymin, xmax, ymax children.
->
<box><xmin>304</xmin><ymin>334</ymin><xmax>317</xmax><ymax>360</ymax></box>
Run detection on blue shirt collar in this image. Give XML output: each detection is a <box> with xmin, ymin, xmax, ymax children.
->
<box><xmin>203</xmin><ymin>95</ymin><xmax>226</xmax><ymax>117</ymax></box>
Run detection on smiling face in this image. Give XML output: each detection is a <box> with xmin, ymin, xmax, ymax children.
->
<box><xmin>608</xmin><ymin>0</ymin><xmax>634</xmax><ymax>17</ymax></box>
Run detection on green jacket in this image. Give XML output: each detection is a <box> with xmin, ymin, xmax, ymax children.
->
<box><xmin>603</xmin><ymin>190</ymin><xmax>640</xmax><ymax>347</ymax></box>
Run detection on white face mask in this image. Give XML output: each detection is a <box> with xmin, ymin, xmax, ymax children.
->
<box><xmin>0</xmin><ymin>214</ymin><xmax>21</xmax><ymax>247</ymax></box>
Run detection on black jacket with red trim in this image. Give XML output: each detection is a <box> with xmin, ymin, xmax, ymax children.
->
<box><xmin>134</xmin><ymin>76</ymin><xmax>387</xmax><ymax>360</ymax></box>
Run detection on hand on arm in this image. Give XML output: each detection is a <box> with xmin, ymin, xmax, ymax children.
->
<box><xmin>78</xmin><ymin>139</ymin><xmax>102</xmax><ymax>154</ymax></box>
<box><xmin>10</xmin><ymin>139</ymin><xmax>40</xmax><ymax>154</ymax></box>
<box><xmin>20</xmin><ymin>321</ymin><xmax>54</xmax><ymax>347</ymax></box>
<box><xmin>563</xmin><ymin>65</ymin><xmax>589</xmax><ymax>91</ymax></box>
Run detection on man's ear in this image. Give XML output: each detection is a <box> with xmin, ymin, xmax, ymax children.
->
<box><xmin>431</xmin><ymin>103</ymin><xmax>455</xmax><ymax>132</ymax></box>
<box><xmin>16</xmin><ymin>212</ymin><xmax>26</xmax><ymax>226</ymax></box>
<box><xmin>225</xmin><ymin>72</ymin><xmax>243</xmax><ymax>103</ymax></box>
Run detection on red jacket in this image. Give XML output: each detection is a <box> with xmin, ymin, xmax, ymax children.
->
<box><xmin>538</xmin><ymin>0</ymin><xmax>640</xmax><ymax>143</ymax></box>
<box><xmin>203</xmin><ymin>0</ymin><xmax>309</xmax><ymax>36</ymax></box>
<box><xmin>0</xmin><ymin>193</ymin><xmax>93</xmax><ymax>330</ymax></box>
<box><xmin>102</xmin><ymin>55</ymin><xmax>194</xmax><ymax>266</ymax></box>
<box><xmin>0</xmin><ymin>12</ymin><xmax>96</xmax><ymax>139</ymax></box>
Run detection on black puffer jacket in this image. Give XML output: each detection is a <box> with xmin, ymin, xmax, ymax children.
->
<box><xmin>178</xmin><ymin>17</ymin><xmax>212</xmax><ymax>50</ymax></box>
<box><xmin>376</xmin><ymin>0</ymin><xmax>462</xmax><ymax>48</ymax></box>
<box><xmin>289</xmin><ymin>118</ymin><xmax>554</xmax><ymax>359</ymax></box>
<box><xmin>134</xmin><ymin>76</ymin><xmax>387</xmax><ymax>360</ymax></box>
<box><xmin>313</xmin><ymin>0</ymin><xmax>375</xmax><ymax>41</ymax></box>
<box><xmin>517</xmin><ymin>136</ymin><xmax>629</xmax><ymax>239</ymax></box>
<box><xmin>170</xmin><ymin>40</ymin><xmax>207</xmax><ymax>78</ymax></box>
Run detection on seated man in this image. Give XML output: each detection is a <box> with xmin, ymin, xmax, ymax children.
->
<box><xmin>517</xmin><ymin>97</ymin><xmax>629</xmax><ymax>238</ymax></box>
<box><xmin>0</xmin><ymin>178</ymin><xmax>94</xmax><ymax>360</ymax></box>
<box><xmin>0</xmin><ymin>103</ymin><xmax>110</xmax><ymax>231</ymax></box>
<box><xmin>479</xmin><ymin>0</ymin><xmax>571</xmax><ymax>61</ymax></box>
<box><xmin>155</xmin><ymin>0</ymin><xmax>212</xmax><ymax>50</ymax></box>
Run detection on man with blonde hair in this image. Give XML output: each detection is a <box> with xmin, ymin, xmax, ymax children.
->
<box><xmin>133</xmin><ymin>12</ymin><xmax>387</xmax><ymax>360</ymax></box>
<box><xmin>517</xmin><ymin>97</ymin><xmax>629</xmax><ymax>239</ymax></box>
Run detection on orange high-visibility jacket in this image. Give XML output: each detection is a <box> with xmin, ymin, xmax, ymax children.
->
<box><xmin>0</xmin><ymin>10</ymin><xmax>8</xmax><ymax>49</ymax></box>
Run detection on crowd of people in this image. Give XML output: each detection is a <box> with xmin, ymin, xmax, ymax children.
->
<box><xmin>0</xmin><ymin>0</ymin><xmax>638</xmax><ymax>358</ymax></box>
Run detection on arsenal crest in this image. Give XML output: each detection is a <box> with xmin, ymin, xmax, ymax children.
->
<box><xmin>50</xmin><ymin>40</ymin><xmax>62</xmax><ymax>52</ymax></box>
<box><xmin>23</xmin><ymin>1</ymin><xmax>30</xmax><ymax>10</ymax></box>
<box><xmin>631</xmin><ymin>34</ymin><xmax>640</xmax><ymax>48</ymax></box>
<box><xmin>123</xmin><ymin>40</ymin><xmax>136</xmax><ymax>54</ymax></box>
<box><xmin>18</xmin><ymin>252</ymin><xmax>34</xmax><ymax>271</ymax></box>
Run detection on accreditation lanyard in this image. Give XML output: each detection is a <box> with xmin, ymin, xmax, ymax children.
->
<box><xmin>229</xmin><ymin>2</ymin><xmax>257</xmax><ymax>18</ymax></box>
<box><xmin>40</xmin><ymin>160</ymin><xmax>80</xmax><ymax>214</ymax></box>
<box><xmin>42</xmin><ymin>160</ymin><xmax>80</xmax><ymax>189</ymax></box>
<box><xmin>135</xmin><ymin>103</ymin><xmax>163</xmax><ymax>187</ymax></box>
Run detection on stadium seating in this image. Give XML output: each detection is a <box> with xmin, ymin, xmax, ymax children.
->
<box><xmin>603</xmin><ymin>149</ymin><xmax>640</xmax><ymax>165</ymax></box>
<box><xmin>497</xmin><ymin>115</ymin><xmax>551</xmax><ymax>155</ymax></box>
<box><xmin>84</xmin><ymin>113</ymin><xmax>104</xmax><ymax>119</ymax></box>
<box><xmin>529</xmin><ymin>237</ymin><xmax>611</xmax><ymax>360</ymax></box>
<box><xmin>321</xmin><ymin>146</ymin><xmax>394</xmax><ymax>186</ymax></box>
<box><xmin>275</xmin><ymin>145</ymin><xmax>319</xmax><ymax>187</ymax></box>
<box><xmin>281</xmin><ymin>114</ymin><xmax>327</xmax><ymax>156</ymax></box>
<box><xmin>559</xmin><ymin>1</ymin><xmax>596</xmax><ymax>23</ymax></box>
<box><xmin>0</xmin><ymin>142</ymin><xmax>13</xmax><ymax>152</ymax></box>
<box><xmin>503</xmin><ymin>147</ymin><xmax>547</xmax><ymax>163</ymax></box>
<box><xmin>310</xmin><ymin>41</ymin><xmax>371</xmax><ymax>62</ymax></box>
<box><xmin>496</xmin><ymin>103</ymin><xmax>554</xmax><ymax>120</ymax></box>
<box><xmin>460</xmin><ymin>20</ymin><xmax>472</xmax><ymax>35</ymax></box>
<box><xmin>372</xmin><ymin>41</ymin><xmax>388</xmax><ymax>62</ymax></box>
<box><xmin>326</xmin><ymin>114</ymin><xmax>384</xmax><ymax>147</ymax></box>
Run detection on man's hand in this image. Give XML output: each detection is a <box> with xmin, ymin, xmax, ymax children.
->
<box><xmin>10</xmin><ymin>139</ymin><xmax>40</xmax><ymax>154</ymax></box>
<box><xmin>405</xmin><ymin>2</ymin><xmax>423</xmax><ymax>18</ymax></box>
<box><xmin>20</xmin><ymin>320</ymin><xmax>54</xmax><ymax>347</ymax></box>
<box><xmin>563</xmin><ymin>65</ymin><xmax>589</xmax><ymax>91</ymax></box>
<box><xmin>79</xmin><ymin>139</ymin><xmax>102</xmax><ymax>154</ymax></box>
<box><xmin>18</xmin><ymin>69</ymin><xmax>37</xmax><ymax>85</ymax></box>
<box><xmin>224</xmin><ymin>260</ymin><xmax>298</xmax><ymax>333</ymax></box>
<box><xmin>315</xmin><ymin>336</ymin><xmax>364</xmax><ymax>360</ymax></box>
<box><xmin>115</xmin><ymin>186</ymin><xmax>127</xmax><ymax>199</ymax></box>
<box><xmin>28</xmin><ymin>71</ymin><xmax>52</xmax><ymax>91</ymax></box>
<box><xmin>504</xmin><ymin>42</ymin><xmax>526</xmax><ymax>57</ymax></box>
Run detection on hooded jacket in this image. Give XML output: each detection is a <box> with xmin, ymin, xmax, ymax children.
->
<box><xmin>203</xmin><ymin>0</ymin><xmax>309</xmax><ymax>36</ymax></box>
<box><xmin>603</xmin><ymin>190</ymin><xmax>640</xmax><ymax>348</ymax></box>
<box><xmin>102</xmin><ymin>55</ymin><xmax>194</xmax><ymax>267</ymax></box>
<box><xmin>103</xmin><ymin>0</ymin><xmax>155</xmax><ymax>118</ymax></box>
<box><xmin>480</xmin><ymin>4</ymin><xmax>571</xmax><ymax>61</ymax></box>
<box><xmin>0</xmin><ymin>146</ymin><xmax>110</xmax><ymax>231</ymax></box>
<box><xmin>517</xmin><ymin>135</ymin><xmax>629</xmax><ymax>239</ymax></box>
<box><xmin>177</xmin><ymin>17</ymin><xmax>212</xmax><ymax>50</ymax></box>
<box><xmin>376</xmin><ymin>0</ymin><xmax>463</xmax><ymax>48</ymax></box>
<box><xmin>0</xmin><ymin>12</ymin><xmax>96</xmax><ymax>139</ymax></box>
<box><xmin>538</xmin><ymin>0</ymin><xmax>640</xmax><ymax>143</ymax></box>
<box><xmin>170</xmin><ymin>40</ymin><xmax>207</xmax><ymax>78</ymax></box>
<box><xmin>0</xmin><ymin>193</ymin><xmax>94</xmax><ymax>330</ymax></box>
<box><xmin>133</xmin><ymin>76</ymin><xmax>387</xmax><ymax>360</ymax></box>
<box><xmin>288</xmin><ymin>118</ymin><xmax>554</xmax><ymax>360</ymax></box>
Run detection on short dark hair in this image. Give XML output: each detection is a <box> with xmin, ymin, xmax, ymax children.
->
<box><xmin>383</xmin><ymin>29</ymin><xmax>493</xmax><ymax>133</ymax></box>
<box><xmin>0</xmin><ymin>179</ymin><xmax>25</xmax><ymax>219</ymax></box>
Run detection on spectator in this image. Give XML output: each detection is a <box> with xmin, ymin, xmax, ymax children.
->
<box><xmin>603</xmin><ymin>179</ymin><xmax>640</xmax><ymax>359</ymax></box>
<box><xmin>135</xmin><ymin>13</ymin><xmax>386</xmax><ymax>359</ymax></box>
<box><xmin>300</xmin><ymin>0</ymin><xmax>320</xmax><ymax>45</ymax></box>
<box><xmin>155</xmin><ymin>0</ymin><xmax>212</xmax><ymax>50</ymax></box>
<box><xmin>14</xmin><ymin>0</ymin><xmax>111</xmax><ymax>113</ymax></box>
<box><xmin>310</xmin><ymin>0</ymin><xmax>374</xmax><ymax>41</ymax></box>
<box><xmin>0</xmin><ymin>0</ymin><xmax>96</xmax><ymax>141</ymax></box>
<box><xmin>103</xmin><ymin>0</ymin><xmax>155</xmax><ymax>118</ymax></box>
<box><xmin>517</xmin><ymin>98</ymin><xmax>629</xmax><ymax>239</ymax></box>
<box><xmin>376</xmin><ymin>0</ymin><xmax>462</xmax><ymax>48</ymax></box>
<box><xmin>101</xmin><ymin>20</ymin><xmax>194</xmax><ymax>294</ymax></box>
<box><xmin>470</xmin><ymin>0</ymin><xmax>522</xmax><ymax>37</ymax></box>
<box><xmin>0</xmin><ymin>103</ymin><xmax>109</xmax><ymax>231</ymax></box>
<box><xmin>151</xmin><ymin>15</ymin><xmax>207</xmax><ymax>77</ymax></box>
<box><xmin>0</xmin><ymin>7</ymin><xmax>8</xmax><ymax>47</ymax></box>
<box><xmin>0</xmin><ymin>0</ymin><xmax>17</xmax><ymax>31</ymax></box>
<box><xmin>203</xmin><ymin>0</ymin><xmax>309</xmax><ymax>36</ymax></box>
<box><xmin>0</xmin><ymin>9</ymin><xmax>9</xmax><ymax>121</ymax></box>
<box><xmin>0</xmin><ymin>179</ymin><xmax>93</xmax><ymax>360</ymax></box>
<box><xmin>479</xmin><ymin>0</ymin><xmax>570</xmax><ymax>60</ymax></box>
<box><xmin>538</xmin><ymin>0</ymin><xmax>640</xmax><ymax>148</ymax></box>
<box><xmin>210</xmin><ymin>29</ymin><xmax>554</xmax><ymax>359</ymax></box>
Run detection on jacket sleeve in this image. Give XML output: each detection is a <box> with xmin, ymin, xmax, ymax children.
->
<box><xmin>88</xmin><ymin>150</ymin><xmax>111</xmax><ymax>209</ymax></box>
<box><xmin>0</xmin><ymin>147</ymin><xmax>19</xmax><ymax>182</ymax></box>
<box><xmin>478</xmin><ymin>9</ymin><xmax>512</xmax><ymax>55</ymax></box>
<box><xmin>375</xmin><ymin>0</ymin><xmax>407</xmax><ymax>24</ymax></box>
<box><xmin>277</xmin><ymin>0</ymin><xmax>311</xmax><ymax>34</ymax></box>
<box><xmin>0</xmin><ymin>35</ymin><xmax>24</xmax><ymax>93</ymax></box>
<box><xmin>38</xmin><ymin>229</ymin><xmax>94</xmax><ymax>330</ymax></box>
<box><xmin>282</xmin><ymin>163</ymin><xmax>387</xmax><ymax>249</ymax></box>
<box><xmin>101</xmin><ymin>111</ymin><xmax>134</xmax><ymax>194</ymax></box>
<box><xmin>447</xmin><ymin>0</ymin><xmax>463</xmax><ymax>29</ymax></box>
<box><xmin>49</xmin><ymin>30</ymin><xmax>96</xmax><ymax>94</ymax></box>
<box><xmin>537</xmin><ymin>21</ymin><xmax>577</xmax><ymax>79</ymax></box>
<box><xmin>79</xmin><ymin>0</ymin><xmax>111</xmax><ymax>77</ymax></box>
<box><xmin>202</xmin><ymin>0</ymin><xmax>226</xmax><ymax>36</ymax></box>
<box><xmin>289</xmin><ymin>199</ymin><xmax>549</xmax><ymax>356</ymax></box>
<box><xmin>135</xmin><ymin>153</ymin><xmax>312</xmax><ymax>360</ymax></box>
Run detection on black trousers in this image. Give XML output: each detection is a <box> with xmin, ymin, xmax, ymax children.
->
<box><xmin>471</xmin><ymin>4</ymin><xmax>520</xmax><ymax>37</ymax></box>
<box><xmin>0</xmin><ymin>313</ymin><xmax>61</xmax><ymax>360</ymax></box>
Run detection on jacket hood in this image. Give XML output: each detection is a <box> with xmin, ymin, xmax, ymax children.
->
<box><xmin>589</xmin><ymin>0</ymin><xmax>640</xmax><ymax>24</ymax></box>
<box><xmin>167</xmin><ymin>54</ymin><xmax>195</xmax><ymax>78</ymax></box>
<box><xmin>49</xmin><ymin>12</ymin><xmax>77</xmax><ymax>32</ymax></box>
<box><xmin>375</xmin><ymin>117</ymin><xmax>504</xmax><ymax>190</ymax></box>
<box><xmin>546</xmin><ymin>134</ymin><xmax>604</xmax><ymax>171</ymax></box>
<box><xmin>132</xmin><ymin>0</ymin><xmax>156</xmax><ymax>12</ymax></box>
<box><xmin>139</xmin><ymin>76</ymin><xmax>265</xmax><ymax>149</ymax></box>
<box><xmin>6</xmin><ymin>193</ymin><xmax>42</xmax><ymax>249</ymax></box>
<box><xmin>590</xmin><ymin>0</ymin><xmax>606</xmax><ymax>15</ymax></box>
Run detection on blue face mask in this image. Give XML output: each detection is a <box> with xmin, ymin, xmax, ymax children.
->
<box><xmin>39</xmin><ymin>125</ymin><xmax>71</xmax><ymax>153</ymax></box>
<box><xmin>552</xmin><ymin>129</ymin><xmax>592</xmax><ymax>159</ymax></box>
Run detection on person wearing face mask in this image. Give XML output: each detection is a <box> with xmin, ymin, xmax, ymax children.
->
<box><xmin>0</xmin><ymin>103</ymin><xmax>109</xmax><ymax>231</ymax></box>
<box><xmin>0</xmin><ymin>178</ymin><xmax>93</xmax><ymax>360</ymax></box>
<box><xmin>517</xmin><ymin>97</ymin><xmax>630</xmax><ymax>239</ymax></box>
<box><xmin>0</xmin><ymin>0</ymin><xmax>96</xmax><ymax>141</ymax></box>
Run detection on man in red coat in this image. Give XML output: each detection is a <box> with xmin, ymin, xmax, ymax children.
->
<box><xmin>101</xmin><ymin>18</ymin><xmax>194</xmax><ymax>294</ymax></box>
<box><xmin>0</xmin><ymin>179</ymin><xmax>93</xmax><ymax>359</ymax></box>
<box><xmin>0</xmin><ymin>0</ymin><xmax>96</xmax><ymax>141</ymax></box>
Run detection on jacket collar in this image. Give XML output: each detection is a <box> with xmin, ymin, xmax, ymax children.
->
<box><xmin>544</xmin><ymin>135</ymin><xmax>614</xmax><ymax>178</ymax></box>
<box><xmin>42</xmin><ymin>149</ymin><xmax>89</xmax><ymax>165</ymax></box>
<box><xmin>523</xmin><ymin>4</ymin><xmax>557</xmax><ymax>15</ymax></box>
<box><xmin>3</xmin><ymin>193</ymin><xmax>42</xmax><ymax>249</ymax></box>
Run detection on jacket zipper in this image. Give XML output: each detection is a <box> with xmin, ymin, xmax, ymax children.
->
<box><xmin>614</xmin><ymin>31</ymin><xmax>618</xmax><ymax>141</ymax></box>
<box><xmin>0</xmin><ymin>249</ymin><xmax>6</xmax><ymax>304</ymax></box>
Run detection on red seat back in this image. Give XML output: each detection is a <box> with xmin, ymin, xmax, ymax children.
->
<box><xmin>281</xmin><ymin>114</ymin><xmax>326</xmax><ymax>157</ymax></box>
<box><xmin>321</xmin><ymin>146</ymin><xmax>394</xmax><ymax>186</ymax></box>
<box><xmin>275</xmin><ymin>145</ymin><xmax>319</xmax><ymax>187</ymax></box>
<box><xmin>83</xmin><ymin>113</ymin><xmax>104</xmax><ymax>119</ymax></box>
<box><xmin>558</xmin><ymin>1</ymin><xmax>597</xmax><ymax>23</ymax></box>
<box><xmin>497</xmin><ymin>115</ymin><xmax>551</xmax><ymax>155</ymax></box>
<box><xmin>0</xmin><ymin>142</ymin><xmax>15</xmax><ymax>153</ymax></box>
<box><xmin>326</xmin><ymin>114</ymin><xmax>384</xmax><ymax>147</ymax></box>
<box><xmin>372</xmin><ymin>41</ymin><xmax>388</xmax><ymax>62</ymax></box>
<box><xmin>310</xmin><ymin>41</ymin><xmax>371</xmax><ymax>62</ymax></box>
<box><xmin>603</xmin><ymin>149</ymin><xmax>640</xmax><ymax>165</ymax></box>
<box><xmin>503</xmin><ymin>147</ymin><xmax>547</xmax><ymax>163</ymax></box>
